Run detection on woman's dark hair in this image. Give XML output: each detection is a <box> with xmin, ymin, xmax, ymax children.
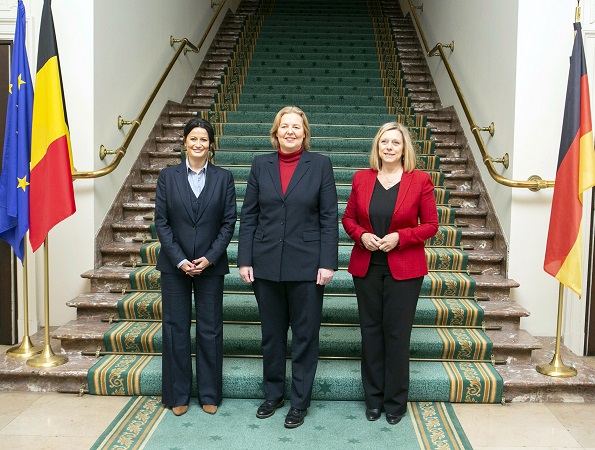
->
<box><xmin>183</xmin><ymin>117</ymin><xmax>215</xmax><ymax>146</ymax></box>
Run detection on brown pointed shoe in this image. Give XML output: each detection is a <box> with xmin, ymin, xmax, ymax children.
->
<box><xmin>172</xmin><ymin>405</ymin><xmax>188</xmax><ymax>416</ymax></box>
<box><xmin>202</xmin><ymin>405</ymin><xmax>218</xmax><ymax>415</ymax></box>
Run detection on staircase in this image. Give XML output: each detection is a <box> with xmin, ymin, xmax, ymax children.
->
<box><xmin>2</xmin><ymin>0</ymin><xmax>593</xmax><ymax>403</ymax></box>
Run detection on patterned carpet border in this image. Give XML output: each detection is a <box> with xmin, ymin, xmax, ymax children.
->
<box><xmin>91</xmin><ymin>397</ymin><xmax>473</xmax><ymax>450</ymax></box>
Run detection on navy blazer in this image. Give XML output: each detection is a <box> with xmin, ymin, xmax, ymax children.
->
<box><xmin>154</xmin><ymin>162</ymin><xmax>237</xmax><ymax>275</ymax></box>
<box><xmin>237</xmin><ymin>150</ymin><xmax>339</xmax><ymax>281</ymax></box>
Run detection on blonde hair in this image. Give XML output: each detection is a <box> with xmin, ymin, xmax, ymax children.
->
<box><xmin>270</xmin><ymin>106</ymin><xmax>311</xmax><ymax>150</ymax></box>
<box><xmin>369</xmin><ymin>122</ymin><xmax>416</xmax><ymax>172</ymax></box>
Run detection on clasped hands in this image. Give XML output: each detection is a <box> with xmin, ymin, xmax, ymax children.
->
<box><xmin>360</xmin><ymin>232</ymin><xmax>399</xmax><ymax>252</ymax></box>
<box><xmin>181</xmin><ymin>257</ymin><xmax>210</xmax><ymax>277</ymax></box>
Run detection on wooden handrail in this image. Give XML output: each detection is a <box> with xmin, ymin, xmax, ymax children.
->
<box><xmin>408</xmin><ymin>1</ymin><xmax>554</xmax><ymax>191</ymax></box>
<box><xmin>72</xmin><ymin>0</ymin><xmax>227</xmax><ymax>180</ymax></box>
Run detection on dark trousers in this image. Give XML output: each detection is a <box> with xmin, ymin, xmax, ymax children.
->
<box><xmin>160</xmin><ymin>271</ymin><xmax>224</xmax><ymax>408</ymax></box>
<box><xmin>253</xmin><ymin>278</ymin><xmax>324</xmax><ymax>410</ymax></box>
<box><xmin>353</xmin><ymin>264</ymin><xmax>423</xmax><ymax>416</ymax></box>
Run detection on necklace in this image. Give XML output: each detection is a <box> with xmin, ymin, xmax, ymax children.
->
<box><xmin>380</xmin><ymin>170</ymin><xmax>402</xmax><ymax>187</ymax></box>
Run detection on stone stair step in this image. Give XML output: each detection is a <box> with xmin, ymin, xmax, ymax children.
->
<box><xmin>472</xmin><ymin>274</ymin><xmax>520</xmax><ymax>301</ymax></box>
<box><xmin>488</xmin><ymin>329</ymin><xmax>542</xmax><ymax>365</ymax></box>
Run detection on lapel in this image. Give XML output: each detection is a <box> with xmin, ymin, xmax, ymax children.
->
<box><xmin>284</xmin><ymin>150</ymin><xmax>311</xmax><ymax>198</ymax></box>
<box><xmin>394</xmin><ymin>170</ymin><xmax>413</xmax><ymax>216</ymax></box>
<box><xmin>266</xmin><ymin>152</ymin><xmax>284</xmax><ymax>199</ymax></box>
<box><xmin>195</xmin><ymin>163</ymin><xmax>218</xmax><ymax>223</ymax></box>
<box><xmin>173</xmin><ymin>163</ymin><xmax>194</xmax><ymax>222</ymax></box>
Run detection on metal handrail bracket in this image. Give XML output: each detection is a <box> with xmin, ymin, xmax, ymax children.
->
<box><xmin>408</xmin><ymin>1</ymin><xmax>554</xmax><ymax>191</ymax></box>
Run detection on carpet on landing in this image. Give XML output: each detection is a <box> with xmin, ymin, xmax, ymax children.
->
<box><xmin>91</xmin><ymin>396</ymin><xmax>472</xmax><ymax>450</ymax></box>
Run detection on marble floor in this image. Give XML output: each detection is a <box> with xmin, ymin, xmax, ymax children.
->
<box><xmin>1</xmin><ymin>346</ymin><xmax>595</xmax><ymax>450</ymax></box>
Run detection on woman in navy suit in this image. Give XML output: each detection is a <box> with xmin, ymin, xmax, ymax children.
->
<box><xmin>342</xmin><ymin>122</ymin><xmax>438</xmax><ymax>424</ymax></box>
<box><xmin>154</xmin><ymin>117</ymin><xmax>236</xmax><ymax>417</ymax></box>
<box><xmin>238</xmin><ymin>106</ymin><xmax>338</xmax><ymax>429</ymax></box>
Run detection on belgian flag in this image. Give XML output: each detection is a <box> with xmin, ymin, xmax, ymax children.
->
<box><xmin>29</xmin><ymin>0</ymin><xmax>76</xmax><ymax>252</ymax></box>
<box><xmin>544</xmin><ymin>22</ymin><xmax>595</xmax><ymax>296</ymax></box>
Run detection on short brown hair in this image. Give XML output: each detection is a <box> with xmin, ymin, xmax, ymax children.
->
<box><xmin>369</xmin><ymin>122</ymin><xmax>416</xmax><ymax>172</ymax></box>
<box><xmin>270</xmin><ymin>106</ymin><xmax>311</xmax><ymax>150</ymax></box>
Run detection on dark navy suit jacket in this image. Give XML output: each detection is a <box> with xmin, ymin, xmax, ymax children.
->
<box><xmin>154</xmin><ymin>162</ymin><xmax>236</xmax><ymax>275</ymax></box>
<box><xmin>238</xmin><ymin>150</ymin><xmax>338</xmax><ymax>281</ymax></box>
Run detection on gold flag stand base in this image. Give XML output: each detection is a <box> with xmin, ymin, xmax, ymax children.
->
<box><xmin>6</xmin><ymin>335</ymin><xmax>42</xmax><ymax>359</ymax></box>
<box><xmin>536</xmin><ymin>353</ymin><xmax>577</xmax><ymax>378</ymax></box>
<box><xmin>535</xmin><ymin>283</ymin><xmax>578</xmax><ymax>378</ymax></box>
<box><xmin>26</xmin><ymin>238</ymin><xmax>68</xmax><ymax>369</ymax></box>
<box><xmin>27</xmin><ymin>343</ymin><xmax>68</xmax><ymax>369</ymax></box>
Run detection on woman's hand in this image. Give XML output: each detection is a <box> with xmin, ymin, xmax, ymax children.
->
<box><xmin>191</xmin><ymin>257</ymin><xmax>211</xmax><ymax>275</ymax></box>
<box><xmin>180</xmin><ymin>260</ymin><xmax>197</xmax><ymax>277</ymax></box>
<box><xmin>239</xmin><ymin>265</ymin><xmax>254</xmax><ymax>283</ymax></box>
<box><xmin>360</xmin><ymin>232</ymin><xmax>381</xmax><ymax>251</ymax></box>
<box><xmin>317</xmin><ymin>268</ymin><xmax>334</xmax><ymax>285</ymax></box>
<box><xmin>377</xmin><ymin>232</ymin><xmax>400</xmax><ymax>252</ymax></box>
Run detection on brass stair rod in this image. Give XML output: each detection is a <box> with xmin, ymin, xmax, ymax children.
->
<box><xmin>408</xmin><ymin>1</ymin><xmax>554</xmax><ymax>192</ymax></box>
<box><xmin>109</xmin><ymin>288</ymin><xmax>486</xmax><ymax>300</ymax></box>
<box><xmin>82</xmin><ymin>350</ymin><xmax>505</xmax><ymax>365</ymax></box>
<box><xmin>100</xmin><ymin>317</ymin><xmax>502</xmax><ymax>331</ymax></box>
<box><xmin>71</xmin><ymin>1</ymin><xmax>227</xmax><ymax>180</ymax></box>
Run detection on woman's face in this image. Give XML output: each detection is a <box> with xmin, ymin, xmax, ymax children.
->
<box><xmin>276</xmin><ymin>113</ymin><xmax>304</xmax><ymax>153</ymax></box>
<box><xmin>185</xmin><ymin>127</ymin><xmax>210</xmax><ymax>167</ymax></box>
<box><xmin>378</xmin><ymin>129</ymin><xmax>404</xmax><ymax>167</ymax></box>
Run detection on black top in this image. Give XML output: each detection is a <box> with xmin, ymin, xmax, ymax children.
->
<box><xmin>369</xmin><ymin>179</ymin><xmax>400</xmax><ymax>265</ymax></box>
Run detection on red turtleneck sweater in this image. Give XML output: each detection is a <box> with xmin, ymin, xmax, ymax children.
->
<box><xmin>278</xmin><ymin>147</ymin><xmax>303</xmax><ymax>194</ymax></box>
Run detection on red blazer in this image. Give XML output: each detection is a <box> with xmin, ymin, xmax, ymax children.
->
<box><xmin>342</xmin><ymin>169</ymin><xmax>439</xmax><ymax>280</ymax></box>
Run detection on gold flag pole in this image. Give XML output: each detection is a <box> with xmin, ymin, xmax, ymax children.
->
<box><xmin>7</xmin><ymin>238</ymin><xmax>41</xmax><ymax>358</ymax></box>
<box><xmin>27</xmin><ymin>237</ymin><xmax>68</xmax><ymax>368</ymax></box>
<box><xmin>536</xmin><ymin>283</ymin><xmax>577</xmax><ymax>377</ymax></box>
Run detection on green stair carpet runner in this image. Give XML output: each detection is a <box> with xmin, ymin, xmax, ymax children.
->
<box><xmin>92</xmin><ymin>397</ymin><xmax>473</xmax><ymax>450</ymax></box>
<box><xmin>87</xmin><ymin>0</ymin><xmax>503</xmax><ymax>405</ymax></box>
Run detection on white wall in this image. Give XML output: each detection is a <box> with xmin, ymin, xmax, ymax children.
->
<box><xmin>5</xmin><ymin>0</ymin><xmax>239</xmax><ymax>335</ymax></box>
<box><xmin>511</xmin><ymin>1</ymin><xmax>576</xmax><ymax>340</ymax></box>
<box><xmin>399</xmin><ymin>0</ymin><xmax>591</xmax><ymax>347</ymax></box>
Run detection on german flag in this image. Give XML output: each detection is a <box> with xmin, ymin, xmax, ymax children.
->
<box><xmin>29</xmin><ymin>0</ymin><xmax>76</xmax><ymax>252</ymax></box>
<box><xmin>544</xmin><ymin>22</ymin><xmax>595</xmax><ymax>296</ymax></box>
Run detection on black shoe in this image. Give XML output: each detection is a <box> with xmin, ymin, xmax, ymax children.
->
<box><xmin>386</xmin><ymin>413</ymin><xmax>403</xmax><ymax>425</ymax></box>
<box><xmin>256</xmin><ymin>398</ymin><xmax>285</xmax><ymax>419</ymax></box>
<box><xmin>365</xmin><ymin>408</ymin><xmax>382</xmax><ymax>421</ymax></box>
<box><xmin>284</xmin><ymin>407</ymin><xmax>307</xmax><ymax>428</ymax></box>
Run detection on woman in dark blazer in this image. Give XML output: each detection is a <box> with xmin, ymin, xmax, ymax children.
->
<box><xmin>238</xmin><ymin>106</ymin><xmax>338</xmax><ymax>429</ymax></box>
<box><xmin>342</xmin><ymin>122</ymin><xmax>438</xmax><ymax>425</ymax></box>
<box><xmin>154</xmin><ymin>117</ymin><xmax>236</xmax><ymax>417</ymax></box>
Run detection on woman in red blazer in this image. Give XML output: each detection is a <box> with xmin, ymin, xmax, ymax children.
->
<box><xmin>342</xmin><ymin>122</ymin><xmax>438</xmax><ymax>425</ymax></box>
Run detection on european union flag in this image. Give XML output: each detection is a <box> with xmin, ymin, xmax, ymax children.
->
<box><xmin>0</xmin><ymin>0</ymin><xmax>33</xmax><ymax>263</ymax></box>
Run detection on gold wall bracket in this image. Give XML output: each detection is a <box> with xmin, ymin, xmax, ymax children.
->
<box><xmin>99</xmin><ymin>145</ymin><xmax>117</xmax><ymax>161</ymax></box>
<box><xmin>170</xmin><ymin>35</ymin><xmax>199</xmax><ymax>54</ymax></box>
<box><xmin>430</xmin><ymin>41</ymin><xmax>454</xmax><ymax>57</ymax></box>
<box><xmin>478</xmin><ymin>122</ymin><xmax>495</xmax><ymax>137</ymax></box>
<box><xmin>118</xmin><ymin>115</ymin><xmax>133</xmax><ymax>129</ymax></box>
<box><xmin>491</xmin><ymin>153</ymin><xmax>509</xmax><ymax>169</ymax></box>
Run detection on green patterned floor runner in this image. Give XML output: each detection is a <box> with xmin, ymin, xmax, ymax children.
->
<box><xmin>87</xmin><ymin>0</ymin><xmax>503</xmax><ymax>404</ymax></box>
<box><xmin>91</xmin><ymin>397</ymin><xmax>473</xmax><ymax>450</ymax></box>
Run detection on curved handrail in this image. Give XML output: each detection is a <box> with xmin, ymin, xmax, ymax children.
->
<box><xmin>72</xmin><ymin>0</ymin><xmax>227</xmax><ymax>179</ymax></box>
<box><xmin>408</xmin><ymin>1</ymin><xmax>554</xmax><ymax>191</ymax></box>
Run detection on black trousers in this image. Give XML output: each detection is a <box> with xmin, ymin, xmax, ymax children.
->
<box><xmin>253</xmin><ymin>278</ymin><xmax>324</xmax><ymax>410</ymax></box>
<box><xmin>353</xmin><ymin>264</ymin><xmax>423</xmax><ymax>416</ymax></box>
<box><xmin>160</xmin><ymin>271</ymin><xmax>224</xmax><ymax>408</ymax></box>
